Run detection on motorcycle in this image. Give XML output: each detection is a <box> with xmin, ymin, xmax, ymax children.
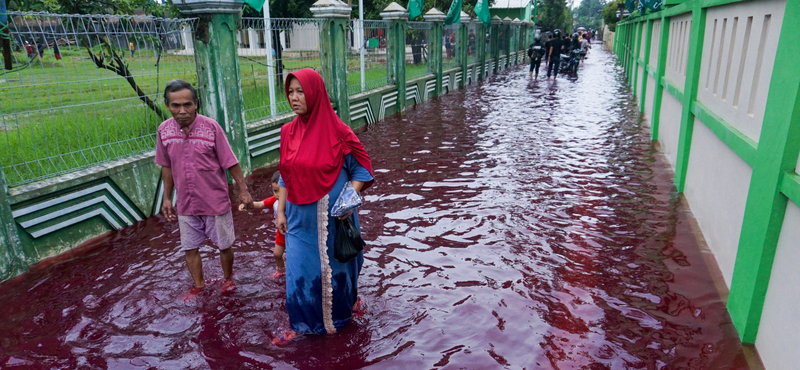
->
<box><xmin>559</xmin><ymin>49</ymin><xmax>581</xmax><ymax>74</ymax></box>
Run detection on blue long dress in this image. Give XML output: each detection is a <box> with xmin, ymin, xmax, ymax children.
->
<box><xmin>279</xmin><ymin>154</ymin><xmax>374</xmax><ymax>334</ymax></box>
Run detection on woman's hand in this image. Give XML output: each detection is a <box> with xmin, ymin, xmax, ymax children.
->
<box><xmin>276</xmin><ymin>212</ymin><xmax>288</xmax><ymax>234</ymax></box>
<box><xmin>337</xmin><ymin>210</ymin><xmax>354</xmax><ymax>220</ymax></box>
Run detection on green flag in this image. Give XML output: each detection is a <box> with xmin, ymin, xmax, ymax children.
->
<box><xmin>243</xmin><ymin>0</ymin><xmax>266</xmax><ymax>12</ymax></box>
<box><xmin>475</xmin><ymin>0</ymin><xmax>491</xmax><ymax>25</ymax></box>
<box><xmin>625</xmin><ymin>0</ymin><xmax>636</xmax><ymax>12</ymax></box>
<box><xmin>644</xmin><ymin>0</ymin><xmax>663</xmax><ymax>11</ymax></box>
<box><xmin>408</xmin><ymin>0</ymin><xmax>423</xmax><ymax>19</ymax></box>
<box><xmin>444</xmin><ymin>0</ymin><xmax>462</xmax><ymax>25</ymax></box>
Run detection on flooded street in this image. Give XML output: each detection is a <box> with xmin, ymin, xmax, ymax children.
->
<box><xmin>0</xmin><ymin>47</ymin><xmax>750</xmax><ymax>369</ymax></box>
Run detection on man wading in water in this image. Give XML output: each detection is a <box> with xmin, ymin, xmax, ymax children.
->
<box><xmin>155</xmin><ymin>79</ymin><xmax>253</xmax><ymax>299</ymax></box>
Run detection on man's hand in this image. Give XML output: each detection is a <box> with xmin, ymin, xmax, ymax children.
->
<box><xmin>162</xmin><ymin>198</ymin><xmax>177</xmax><ymax>222</ymax></box>
<box><xmin>238</xmin><ymin>189</ymin><xmax>253</xmax><ymax>209</ymax></box>
<box><xmin>276</xmin><ymin>212</ymin><xmax>288</xmax><ymax>235</ymax></box>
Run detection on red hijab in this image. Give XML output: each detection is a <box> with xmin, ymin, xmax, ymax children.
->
<box><xmin>279</xmin><ymin>69</ymin><xmax>374</xmax><ymax>205</ymax></box>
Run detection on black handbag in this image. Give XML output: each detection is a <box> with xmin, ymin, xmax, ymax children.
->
<box><xmin>334</xmin><ymin>217</ymin><xmax>365</xmax><ymax>263</ymax></box>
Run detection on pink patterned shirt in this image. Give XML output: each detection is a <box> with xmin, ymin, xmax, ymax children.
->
<box><xmin>154</xmin><ymin>114</ymin><xmax>239</xmax><ymax>216</ymax></box>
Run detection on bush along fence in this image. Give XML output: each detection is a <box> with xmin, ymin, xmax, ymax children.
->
<box><xmin>0</xmin><ymin>0</ymin><xmax>534</xmax><ymax>282</ymax></box>
<box><xmin>613</xmin><ymin>0</ymin><xmax>799</xmax><ymax>366</ymax></box>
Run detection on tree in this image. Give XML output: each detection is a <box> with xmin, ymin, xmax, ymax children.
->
<box><xmin>538</xmin><ymin>0</ymin><xmax>570</xmax><ymax>32</ymax></box>
<box><xmin>574</xmin><ymin>0</ymin><xmax>604</xmax><ymax>30</ymax></box>
<box><xmin>241</xmin><ymin>0</ymin><xmax>490</xmax><ymax>21</ymax></box>
<box><xmin>242</xmin><ymin>0</ymin><xmax>316</xmax><ymax>18</ymax></box>
<box><xmin>353</xmin><ymin>0</ymin><xmax>483</xmax><ymax>21</ymax></box>
<box><xmin>601</xmin><ymin>0</ymin><xmax>625</xmax><ymax>31</ymax></box>
<box><xmin>8</xmin><ymin>0</ymin><xmax>176</xmax><ymax>15</ymax></box>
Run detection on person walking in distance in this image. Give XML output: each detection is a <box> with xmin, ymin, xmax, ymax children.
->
<box><xmin>528</xmin><ymin>34</ymin><xmax>546</xmax><ymax>79</ymax></box>
<box><xmin>155</xmin><ymin>79</ymin><xmax>253</xmax><ymax>298</ymax></box>
<box><xmin>546</xmin><ymin>29</ymin><xmax>565</xmax><ymax>79</ymax></box>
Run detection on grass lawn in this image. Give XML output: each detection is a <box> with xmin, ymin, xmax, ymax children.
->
<box><xmin>1</xmin><ymin>49</ymin><xmax>197</xmax><ymax>186</ymax></box>
<box><xmin>1</xmin><ymin>48</ymin><xmax>433</xmax><ymax>186</ymax></box>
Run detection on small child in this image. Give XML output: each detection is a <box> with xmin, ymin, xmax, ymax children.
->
<box><xmin>239</xmin><ymin>171</ymin><xmax>286</xmax><ymax>278</ymax></box>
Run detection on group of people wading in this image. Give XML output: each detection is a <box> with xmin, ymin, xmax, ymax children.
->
<box><xmin>155</xmin><ymin>69</ymin><xmax>374</xmax><ymax>344</ymax></box>
<box><xmin>528</xmin><ymin>29</ymin><xmax>594</xmax><ymax>79</ymax></box>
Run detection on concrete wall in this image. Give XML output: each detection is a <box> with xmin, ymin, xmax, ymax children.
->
<box><xmin>696</xmin><ymin>0</ymin><xmax>784</xmax><ymax>143</ymax></box>
<box><xmin>657</xmin><ymin>90</ymin><xmax>682</xmax><ymax>169</ymax></box>
<box><xmin>756</xmin><ymin>200</ymin><xmax>800</xmax><ymax>370</ymax></box>
<box><xmin>664</xmin><ymin>12</ymin><xmax>691</xmax><ymax>91</ymax></box>
<box><xmin>602</xmin><ymin>25</ymin><xmax>614</xmax><ymax>50</ymax></box>
<box><xmin>616</xmin><ymin>0</ymin><xmax>798</xmax><ymax>363</ymax></box>
<box><xmin>683</xmin><ymin>120</ymin><xmax>751</xmax><ymax>286</ymax></box>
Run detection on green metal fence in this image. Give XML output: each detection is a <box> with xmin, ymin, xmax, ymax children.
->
<box><xmin>406</xmin><ymin>21</ymin><xmax>432</xmax><ymax>80</ymax></box>
<box><xmin>238</xmin><ymin>18</ymin><xmax>323</xmax><ymax>123</ymax></box>
<box><xmin>0</xmin><ymin>12</ymin><xmax>198</xmax><ymax>187</ymax></box>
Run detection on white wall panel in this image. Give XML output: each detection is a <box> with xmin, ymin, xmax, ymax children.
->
<box><xmin>756</xmin><ymin>200</ymin><xmax>800</xmax><ymax>370</ymax></box>
<box><xmin>657</xmin><ymin>90</ymin><xmax>683</xmax><ymax>169</ymax></box>
<box><xmin>637</xmin><ymin>66</ymin><xmax>645</xmax><ymax>109</ymax></box>
<box><xmin>696</xmin><ymin>0</ymin><xmax>786</xmax><ymax>142</ymax></box>
<box><xmin>639</xmin><ymin>22</ymin><xmax>647</xmax><ymax>60</ymax></box>
<box><xmin>684</xmin><ymin>120</ymin><xmax>751</xmax><ymax>286</ymax></box>
<box><xmin>645</xmin><ymin>75</ymin><xmax>656</xmax><ymax>121</ymax></box>
<box><xmin>665</xmin><ymin>13</ymin><xmax>692</xmax><ymax>90</ymax></box>
<box><xmin>649</xmin><ymin>20</ymin><xmax>662</xmax><ymax>67</ymax></box>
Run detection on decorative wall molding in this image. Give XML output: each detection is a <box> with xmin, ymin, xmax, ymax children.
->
<box><xmin>350</xmin><ymin>99</ymin><xmax>376</xmax><ymax>125</ymax></box>
<box><xmin>379</xmin><ymin>91</ymin><xmax>399</xmax><ymax>121</ymax></box>
<box><xmin>12</xmin><ymin>182</ymin><xmax>143</xmax><ymax>239</ymax></box>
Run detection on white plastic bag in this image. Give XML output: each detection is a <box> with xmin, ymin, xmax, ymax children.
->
<box><xmin>330</xmin><ymin>181</ymin><xmax>363</xmax><ymax>217</ymax></box>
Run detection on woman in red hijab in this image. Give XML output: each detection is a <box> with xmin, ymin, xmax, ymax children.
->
<box><xmin>274</xmin><ymin>69</ymin><xmax>374</xmax><ymax>340</ymax></box>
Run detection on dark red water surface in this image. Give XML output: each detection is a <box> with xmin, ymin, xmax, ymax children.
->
<box><xmin>0</xmin><ymin>47</ymin><xmax>750</xmax><ymax>369</ymax></box>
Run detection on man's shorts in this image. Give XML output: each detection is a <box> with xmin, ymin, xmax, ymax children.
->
<box><xmin>178</xmin><ymin>211</ymin><xmax>235</xmax><ymax>251</ymax></box>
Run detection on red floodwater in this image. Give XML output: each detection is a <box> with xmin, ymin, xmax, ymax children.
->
<box><xmin>0</xmin><ymin>47</ymin><xmax>750</xmax><ymax>369</ymax></box>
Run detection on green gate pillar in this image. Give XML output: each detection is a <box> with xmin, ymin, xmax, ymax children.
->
<box><xmin>639</xmin><ymin>19</ymin><xmax>653</xmax><ymax>114</ymax></box>
<box><xmin>311</xmin><ymin>0</ymin><xmax>352</xmax><ymax>125</ymax></box>
<box><xmin>490</xmin><ymin>16</ymin><xmax>502</xmax><ymax>73</ymax></box>
<box><xmin>176</xmin><ymin>0</ymin><xmax>251</xmax><ymax>174</ymax></box>
<box><xmin>458</xmin><ymin>12</ymin><xmax>471</xmax><ymax>87</ymax></box>
<box><xmin>503</xmin><ymin>17</ymin><xmax>513</xmax><ymax>68</ymax></box>
<box><xmin>524</xmin><ymin>21</ymin><xmax>531</xmax><ymax>48</ymax></box>
<box><xmin>477</xmin><ymin>22</ymin><xmax>486</xmax><ymax>80</ymax></box>
<box><xmin>513</xmin><ymin>18</ymin><xmax>522</xmax><ymax>65</ymax></box>
<box><xmin>382</xmin><ymin>3</ymin><xmax>409</xmax><ymax>112</ymax></box>
<box><xmin>0</xmin><ymin>171</ymin><xmax>27</xmax><ymax>281</ymax></box>
<box><xmin>424</xmin><ymin>8</ymin><xmax>446</xmax><ymax>97</ymax></box>
<box><xmin>632</xmin><ymin>21</ymin><xmax>641</xmax><ymax>94</ymax></box>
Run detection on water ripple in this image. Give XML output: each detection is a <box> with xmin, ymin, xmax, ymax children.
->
<box><xmin>0</xmin><ymin>46</ymin><xmax>749</xmax><ymax>369</ymax></box>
